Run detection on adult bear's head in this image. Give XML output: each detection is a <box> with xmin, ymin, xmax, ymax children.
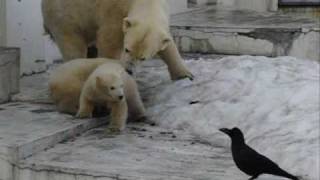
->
<box><xmin>121</xmin><ymin>17</ymin><xmax>171</xmax><ymax>62</ymax></box>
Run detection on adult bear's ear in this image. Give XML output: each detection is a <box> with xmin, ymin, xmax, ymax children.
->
<box><xmin>123</xmin><ymin>17</ymin><xmax>136</xmax><ymax>32</ymax></box>
<box><xmin>160</xmin><ymin>37</ymin><xmax>171</xmax><ymax>51</ymax></box>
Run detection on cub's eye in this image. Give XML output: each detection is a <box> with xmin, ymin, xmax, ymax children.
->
<box><xmin>125</xmin><ymin>48</ymin><xmax>131</xmax><ymax>53</ymax></box>
<box><xmin>110</xmin><ymin>86</ymin><xmax>115</xmax><ymax>90</ymax></box>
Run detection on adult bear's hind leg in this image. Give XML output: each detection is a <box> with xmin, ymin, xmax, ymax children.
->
<box><xmin>97</xmin><ymin>24</ymin><xmax>123</xmax><ymax>60</ymax></box>
<box><xmin>55</xmin><ymin>31</ymin><xmax>88</xmax><ymax>61</ymax></box>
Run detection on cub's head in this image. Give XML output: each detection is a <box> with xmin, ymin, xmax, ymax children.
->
<box><xmin>96</xmin><ymin>74</ymin><xmax>125</xmax><ymax>102</ymax></box>
<box><xmin>121</xmin><ymin>17</ymin><xmax>171</xmax><ymax>62</ymax></box>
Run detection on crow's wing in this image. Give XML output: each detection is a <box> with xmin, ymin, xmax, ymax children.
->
<box><xmin>238</xmin><ymin>145</ymin><xmax>280</xmax><ymax>173</ymax></box>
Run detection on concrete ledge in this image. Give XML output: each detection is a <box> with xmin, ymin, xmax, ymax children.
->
<box><xmin>0</xmin><ymin>47</ymin><xmax>20</xmax><ymax>103</ymax></box>
<box><xmin>0</xmin><ymin>103</ymin><xmax>107</xmax><ymax>180</ymax></box>
<box><xmin>217</xmin><ymin>0</ymin><xmax>277</xmax><ymax>12</ymax></box>
<box><xmin>171</xmin><ymin>7</ymin><xmax>320</xmax><ymax>61</ymax></box>
<box><xmin>9</xmin><ymin>56</ymin><xmax>319</xmax><ymax>180</ymax></box>
<box><xmin>19</xmin><ymin>125</ymin><xmax>229</xmax><ymax>180</ymax></box>
<box><xmin>1</xmin><ymin>56</ymin><xmax>318</xmax><ymax>180</ymax></box>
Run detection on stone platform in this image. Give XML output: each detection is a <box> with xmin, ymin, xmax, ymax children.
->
<box><xmin>18</xmin><ymin>124</ymin><xmax>235</xmax><ymax>180</ymax></box>
<box><xmin>0</xmin><ymin>56</ymin><xmax>319</xmax><ymax>180</ymax></box>
<box><xmin>0</xmin><ymin>102</ymin><xmax>106</xmax><ymax>180</ymax></box>
<box><xmin>171</xmin><ymin>7</ymin><xmax>320</xmax><ymax>61</ymax></box>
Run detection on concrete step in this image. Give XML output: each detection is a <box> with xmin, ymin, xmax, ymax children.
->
<box><xmin>1</xmin><ymin>56</ymin><xmax>318</xmax><ymax>180</ymax></box>
<box><xmin>0</xmin><ymin>103</ymin><xmax>106</xmax><ymax>180</ymax></box>
<box><xmin>17</xmin><ymin>124</ymin><xmax>237</xmax><ymax>180</ymax></box>
<box><xmin>170</xmin><ymin>6</ymin><xmax>320</xmax><ymax>61</ymax></box>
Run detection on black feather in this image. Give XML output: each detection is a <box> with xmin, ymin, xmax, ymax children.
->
<box><xmin>220</xmin><ymin>127</ymin><xmax>299</xmax><ymax>180</ymax></box>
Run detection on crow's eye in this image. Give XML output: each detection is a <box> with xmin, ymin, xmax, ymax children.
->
<box><xmin>110</xmin><ymin>86</ymin><xmax>115</xmax><ymax>90</ymax></box>
<box><xmin>125</xmin><ymin>48</ymin><xmax>130</xmax><ymax>53</ymax></box>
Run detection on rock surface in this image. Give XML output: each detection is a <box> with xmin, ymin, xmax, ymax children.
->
<box><xmin>139</xmin><ymin>56</ymin><xmax>319</xmax><ymax>180</ymax></box>
<box><xmin>0</xmin><ymin>55</ymin><xmax>318</xmax><ymax>180</ymax></box>
<box><xmin>21</xmin><ymin>124</ymin><xmax>234</xmax><ymax>180</ymax></box>
<box><xmin>0</xmin><ymin>102</ymin><xmax>106</xmax><ymax>180</ymax></box>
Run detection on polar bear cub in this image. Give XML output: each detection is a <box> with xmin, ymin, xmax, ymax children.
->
<box><xmin>49</xmin><ymin>58</ymin><xmax>109</xmax><ymax>114</ymax></box>
<box><xmin>49</xmin><ymin>58</ymin><xmax>145</xmax><ymax>130</ymax></box>
<box><xmin>76</xmin><ymin>61</ymin><xmax>145</xmax><ymax>132</ymax></box>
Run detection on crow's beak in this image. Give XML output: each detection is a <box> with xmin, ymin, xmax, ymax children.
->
<box><xmin>219</xmin><ymin>128</ymin><xmax>231</xmax><ymax>135</ymax></box>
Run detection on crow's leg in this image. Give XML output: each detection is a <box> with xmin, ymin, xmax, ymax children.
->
<box><xmin>248</xmin><ymin>174</ymin><xmax>260</xmax><ymax>180</ymax></box>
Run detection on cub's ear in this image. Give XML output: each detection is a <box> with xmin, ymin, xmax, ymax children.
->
<box><xmin>123</xmin><ymin>17</ymin><xmax>137</xmax><ymax>32</ymax></box>
<box><xmin>160</xmin><ymin>37</ymin><xmax>171</xmax><ymax>51</ymax></box>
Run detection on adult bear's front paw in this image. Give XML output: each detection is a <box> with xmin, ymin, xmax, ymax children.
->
<box><xmin>75</xmin><ymin>111</ymin><xmax>92</xmax><ymax>119</ymax></box>
<box><xmin>105</xmin><ymin>126</ymin><xmax>122</xmax><ymax>135</ymax></box>
<box><xmin>171</xmin><ymin>69</ymin><xmax>194</xmax><ymax>81</ymax></box>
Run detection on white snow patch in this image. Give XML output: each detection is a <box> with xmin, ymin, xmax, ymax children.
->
<box><xmin>142</xmin><ymin>56</ymin><xmax>319</xmax><ymax>180</ymax></box>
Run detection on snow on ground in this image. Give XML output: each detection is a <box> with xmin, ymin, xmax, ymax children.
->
<box><xmin>11</xmin><ymin>55</ymin><xmax>319</xmax><ymax>180</ymax></box>
<box><xmin>138</xmin><ymin>56</ymin><xmax>319</xmax><ymax>180</ymax></box>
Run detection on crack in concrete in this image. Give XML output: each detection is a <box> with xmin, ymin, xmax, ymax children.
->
<box><xmin>14</xmin><ymin>164</ymin><xmax>143</xmax><ymax>180</ymax></box>
<box><xmin>0</xmin><ymin>60</ymin><xmax>13</xmax><ymax>67</ymax></box>
<box><xmin>20</xmin><ymin>62</ymin><xmax>61</xmax><ymax>77</ymax></box>
<box><xmin>173</xmin><ymin>28</ymin><xmax>319</xmax><ymax>58</ymax></box>
<box><xmin>21</xmin><ymin>69</ymin><xmax>48</xmax><ymax>77</ymax></box>
<box><xmin>238</xmin><ymin>28</ymin><xmax>301</xmax><ymax>55</ymax></box>
<box><xmin>175</xmin><ymin>34</ymin><xmax>252</xmax><ymax>55</ymax></box>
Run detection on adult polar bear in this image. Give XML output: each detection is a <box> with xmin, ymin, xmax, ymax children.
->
<box><xmin>42</xmin><ymin>0</ymin><xmax>193</xmax><ymax>80</ymax></box>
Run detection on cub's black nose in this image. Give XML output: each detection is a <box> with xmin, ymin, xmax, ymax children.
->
<box><xmin>119</xmin><ymin>96</ymin><xmax>124</xmax><ymax>100</ymax></box>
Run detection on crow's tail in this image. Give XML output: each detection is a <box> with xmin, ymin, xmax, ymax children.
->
<box><xmin>273</xmin><ymin>168</ymin><xmax>299</xmax><ymax>180</ymax></box>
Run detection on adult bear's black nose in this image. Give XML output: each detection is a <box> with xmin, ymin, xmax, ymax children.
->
<box><xmin>119</xmin><ymin>95</ymin><xmax>124</xmax><ymax>100</ymax></box>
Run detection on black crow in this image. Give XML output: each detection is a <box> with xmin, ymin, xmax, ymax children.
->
<box><xmin>220</xmin><ymin>127</ymin><xmax>299</xmax><ymax>180</ymax></box>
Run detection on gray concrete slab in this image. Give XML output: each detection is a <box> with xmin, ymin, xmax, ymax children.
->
<box><xmin>19</xmin><ymin>124</ymin><xmax>236</xmax><ymax>180</ymax></box>
<box><xmin>13</xmin><ymin>56</ymin><xmax>319</xmax><ymax>180</ymax></box>
<box><xmin>170</xmin><ymin>7</ymin><xmax>320</xmax><ymax>61</ymax></box>
<box><xmin>0</xmin><ymin>102</ymin><xmax>106</xmax><ymax>179</ymax></box>
<box><xmin>171</xmin><ymin>7</ymin><xmax>319</xmax><ymax>29</ymax></box>
<box><xmin>11</xmin><ymin>69</ymin><xmax>52</xmax><ymax>104</ymax></box>
<box><xmin>0</xmin><ymin>102</ymin><xmax>107</xmax><ymax>159</ymax></box>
